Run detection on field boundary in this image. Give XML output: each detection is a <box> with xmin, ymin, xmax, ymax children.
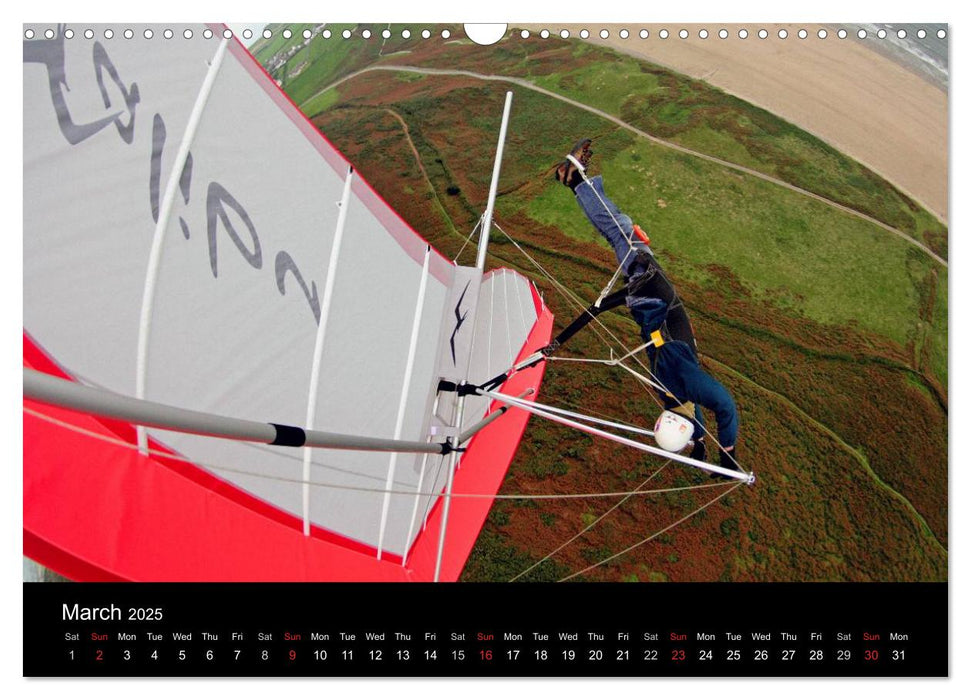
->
<box><xmin>306</xmin><ymin>64</ymin><xmax>947</xmax><ymax>268</ymax></box>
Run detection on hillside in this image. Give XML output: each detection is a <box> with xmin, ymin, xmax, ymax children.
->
<box><xmin>254</xmin><ymin>25</ymin><xmax>947</xmax><ymax>582</ymax></box>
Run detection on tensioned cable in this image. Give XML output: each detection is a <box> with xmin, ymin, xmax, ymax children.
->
<box><xmin>565</xmin><ymin>158</ymin><xmax>642</xmax><ymax>306</ymax></box>
<box><xmin>487</xmin><ymin>213</ymin><xmax>748</xmax><ymax>576</ymax></box>
<box><xmin>551</xmin><ymin>353</ymin><xmax>667</xmax><ymax>396</ymax></box>
<box><xmin>527</xmin><ymin>388</ymin><xmax>657</xmax><ymax>437</ymax></box>
<box><xmin>476</xmin><ymin>389</ymin><xmax>662</xmax><ymax>441</ymax></box>
<box><xmin>493</xmin><ymin>219</ymin><xmax>742</xmax><ymax>470</ymax></box>
<box><xmin>508</xmin><ymin>459</ymin><xmax>671</xmax><ymax>581</ymax></box>
<box><xmin>480</xmin><ymin>388</ymin><xmax>750</xmax><ymax>482</ymax></box>
<box><xmin>612</xmin><ymin>360</ymin><xmax>674</xmax><ymax>393</ymax></box>
<box><xmin>491</xmin><ymin>378</ymin><xmax>744</xmax><ymax>581</ymax></box>
<box><xmin>493</xmin><ymin>388</ymin><xmax>743</xmax><ymax>580</ymax></box>
<box><xmin>494</xmin><ymin>218</ymin><xmax>743</xmax><ymax>472</ymax></box>
<box><xmin>452</xmin><ymin>215</ymin><xmax>483</xmax><ymax>265</ymax></box>
<box><xmin>517</xmin><ymin>354</ymin><xmax>746</xmax><ymax>476</ymax></box>
<box><xmin>494</xmin><ymin>220</ymin><xmax>694</xmax><ymax>426</ymax></box>
<box><xmin>545</xmin><ymin>344</ymin><xmax>667</xmax><ymax>394</ymax></box>
<box><xmin>24</xmin><ymin>406</ymin><xmax>726</xmax><ymax>501</ymax></box>
<box><xmin>549</xmin><ymin>340</ymin><xmax>653</xmax><ymax>368</ymax></box>
<box><xmin>492</xmin><ymin>220</ymin><xmax>665</xmax><ymax>403</ymax></box>
<box><xmin>570</xmin><ymin>217</ymin><xmax>742</xmax><ymax>466</ymax></box>
<box><xmin>449</xmin><ymin>259</ymin><xmax>744</xmax><ymax>573</ymax></box>
<box><xmin>493</xmin><ymin>219</ymin><xmax>667</xmax><ymax>400</ymax></box>
<box><xmin>558</xmin><ymin>480</ymin><xmax>743</xmax><ymax>582</ymax></box>
<box><xmin>495</xmin><ymin>215</ymin><xmax>676</xmax><ymax>404</ymax></box>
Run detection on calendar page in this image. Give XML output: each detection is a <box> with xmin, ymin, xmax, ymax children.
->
<box><xmin>21</xmin><ymin>15</ymin><xmax>950</xmax><ymax>681</ymax></box>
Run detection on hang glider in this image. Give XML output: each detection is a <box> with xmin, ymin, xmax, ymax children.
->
<box><xmin>23</xmin><ymin>23</ymin><xmax>552</xmax><ymax>582</ymax></box>
<box><xmin>24</xmin><ymin>23</ymin><xmax>753</xmax><ymax>584</ymax></box>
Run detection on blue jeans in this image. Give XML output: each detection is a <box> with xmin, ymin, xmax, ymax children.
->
<box><xmin>574</xmin><ymin>175</ymin><xmax>652</xmax><ymax>276</ymax></box>
<box><xmin>650</xmin><ymin>342</ymin><xmax>739</xmax><ymax>448</ymax></box>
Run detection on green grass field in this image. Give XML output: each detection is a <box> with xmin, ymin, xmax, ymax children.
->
<box><xmin>533</xmin><ymin>48</ymin><xmax>948</xmax><ymax>255</ymax></box>
<box><xmin>256</xmin><ymin>24</ymin><xmax>948</xmax><ymax>260</ymax></box>
<box><xmin>525</xmin><ymin>137</ymin><xmax>932</xmax><ymax>349</ymax></box>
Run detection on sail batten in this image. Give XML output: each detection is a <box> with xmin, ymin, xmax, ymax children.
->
<box><xmin>136</xmin><ymin>37</ymin><xmax>230</xmax><ymax>454</ymax></box>
<box><xmin>23</xmin><ymin>23</ymin><xmax>552</xmax><ymax>581</ymax></box>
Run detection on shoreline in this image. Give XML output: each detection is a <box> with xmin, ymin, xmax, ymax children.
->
<box><xmin>522</xmin><ymin>23</ymin><xmax>948</xmax><ymax>223</ymax></box>
<box><xmin>846</xmin><ymin>23</ymin><xmax>948</xmax><ymax>93</ymax></box>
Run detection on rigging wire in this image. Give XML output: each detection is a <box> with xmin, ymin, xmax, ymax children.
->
<box><xmin>527</xmin><ymin>388</ymin><xmax>657</xmax><ymax>437</ymax></box>
<box><xmin>493</xmin><ymin>220</ymin><xmax>665</xmax><ymax>394</ymax></box>
<box><xmin>558</xmin><ymin>480</ymin><xmax>743</xmax><ymax>582</ymax></box>
<box><xmin>493</xmin><ymin>219</ymin><xmax>744</xmax><ymax>472</ymax></box>
<box><xmin>481</xmin><ymin>388</ymin><xmax>750</xmax><ymax>482</ymax></box>
<box><xmin>566</xmin><ymin>159</ymin><xmax>643</xmax><ymax>306</ymax></box>
<box><xmin>452</xmin><ymin>215</ymin><xmax>483</xmax><ymax>265</ymax></box>
<box><xmin>548</xmin><ymin>340</ymin><xmax>653</xmax><ymax>367</ymax></box>
<box><xmin>508</xmin><ymin>460</ymin><xmax>671</xmax><ymax>581</ymax></box>
<box><xmin>492</xmin><ymin>221</ymin><xmax>665</xmax><ymax>409</ymax></box>
<box><xmin>481</xmin><ymin>389</ymin><xmax>662</xmax><ymax>441</ymax></box>
<box><xmin>23</xmin><ymin>406</ymin><xmax>727</xmax><ymax>501</ymax></box>
<box><xmin>489</xmin><ymin>215</ymin><xmax>751</xmax><ymax>577</ymax></box>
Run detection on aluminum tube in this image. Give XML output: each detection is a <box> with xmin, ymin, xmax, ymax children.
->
<box><xmin>456</xmin><ymin>388</ymin><xmax>533</xmax><ymax>444</ymax></box>
<box><xmin>480</xmin><ymin>387</ymin><xmax>755</xmax><ymax>484</ymax></box>
<box><xmin>25</xmin><ymin>369</ymin><xmax>446</xmax><ymax>455</ymax></box>
<box><xmin>475</xmin><ymin>91</ymin><xmax>514</xmax><ymax>271</ymax></box>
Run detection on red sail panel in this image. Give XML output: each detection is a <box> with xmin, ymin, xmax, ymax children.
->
<box><xmin>24</xmin><ymin>293</ymin><xmax>552</xmax><ymax>581</ymax></box>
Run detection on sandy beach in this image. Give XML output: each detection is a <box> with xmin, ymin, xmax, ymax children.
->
<box><xmin>523</xmin><ymin>23</ymin><xmax>948</xmax><ymax>223</ymax></box>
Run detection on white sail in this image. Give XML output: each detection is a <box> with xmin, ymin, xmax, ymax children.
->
<box><xmin>24</xmin><ymin>24</ymin><xmax>546</xmax><ymax>567</ymax></box>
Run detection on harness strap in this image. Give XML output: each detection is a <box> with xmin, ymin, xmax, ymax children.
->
<box><xmin>669</xmin><ymin>401</ymin><xmax>696</xmax><ymax>420</ymax></box>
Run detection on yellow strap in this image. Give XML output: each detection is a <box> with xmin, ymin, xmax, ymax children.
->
<box><xmin>670</xmin><ymin>402</ymin><xmax>696</xmax><ymax>419</ymax></box>
<box><xmin>649</xmin><ymin>330</ymin><xmax>670</xmax><ymax>395</ymax></box>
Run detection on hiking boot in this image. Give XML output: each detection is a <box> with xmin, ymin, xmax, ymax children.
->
<box><xmin>553</xmin><ymin>138</ymin><xmax>593</xmax><ymax>190</ymax></box>
<box><xmin>689</xmin><ymin>437</ymin><xmax>707</xmax><ymax>463</ymax></box>
<box><xmin>710</xmin><ymin>447</ymin><xmax>743</xmax><ymax>479</ymax></box>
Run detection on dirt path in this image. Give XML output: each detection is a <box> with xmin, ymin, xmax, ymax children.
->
<box><xmin>526</xmin><ymin>23</ymin><xmax>948</xmax><ymax>223</ymax></box>
<box><xmin>307</xmin><ymin>65</ymin><xmax>947</xmax><ymax>268</ymax></box>
<box><xmin>381</xmin><ymin>107</ymin><xmax>463</xmax><ymax>242</ymax></box>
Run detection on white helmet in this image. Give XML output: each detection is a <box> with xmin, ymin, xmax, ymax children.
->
<box><xmin>653</xmin><ymin>410</ymin><xmax>693</xmax><ymax>452</ymax></box>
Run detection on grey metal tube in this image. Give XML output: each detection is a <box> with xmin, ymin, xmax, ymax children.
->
<box><xmin>457</xmin><ymin>388</ymin><xmax>533</xmax><ymax>444</ymax></box>
<box><xmin>24</xmin><ymin>368</ymin><xmax>447</xmax><ymax>455</ymax></box>
<box><xmin>475</xmin><ymin>90</ymin><xmax>513</xmax><ymax>270</ymax></box>
<box><xmin>435</xmin><ymin>92</ymin><xmax>515</xmax><ymax>581</ymax></box>
<box><xmin>434</xmin><ymin>395</ymin><xmax>465</xmax><ymax>582</ymax></box>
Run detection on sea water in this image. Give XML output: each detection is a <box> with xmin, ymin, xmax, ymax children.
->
<box><xmin>848</xmin><ymin>23</ymin><xmax>948</xmax><ymax>91</ymax></box>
